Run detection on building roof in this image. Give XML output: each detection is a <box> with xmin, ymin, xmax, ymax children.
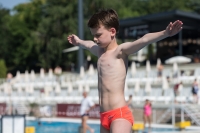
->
<box><xmin>119</xmin><ymin>10</ymin><xmax>200</xmax><ymax>31</ymax></box>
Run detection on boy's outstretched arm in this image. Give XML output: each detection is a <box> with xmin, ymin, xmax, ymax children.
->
<box><xmin>67</xmin><ymin>34</ymin><xmax>99</xmax><ymax>56</ymax></box>
<box><xmin>120</xmin><ymin>20</ymin><xmax>183</xmax><ymax>55</ymax></box>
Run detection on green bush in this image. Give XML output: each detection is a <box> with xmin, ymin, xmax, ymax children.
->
<box><xmin>0</xmin><ymin>59</ymin><xmax>7</xmax><ymax>78</ymax></box>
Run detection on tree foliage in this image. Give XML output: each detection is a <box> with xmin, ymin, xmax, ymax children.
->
<box><xmin>0</xmin><ymin>59</ymin><xmax>7</xmax><ymax>78</ymax></box>
<box><xmin>0</xmin><ymin>0</ymin><xmax>199</xmax><ymax>74</ymax></box>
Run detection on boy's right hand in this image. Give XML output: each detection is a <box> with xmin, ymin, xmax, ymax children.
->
<box><xmin>67</xmin><ymin>34</ymin><xmax>80</xmax><ymax>46</ymax></box>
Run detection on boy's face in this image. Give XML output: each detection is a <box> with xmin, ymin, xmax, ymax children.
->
<box><xmin>90</xmin><ymin>24</ymin><xmax>115</xmax><ymax>48</ymax></box>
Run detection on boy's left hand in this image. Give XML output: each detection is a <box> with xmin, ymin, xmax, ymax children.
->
<box><xmin>166</xmin><ymin>20</ymin><xmax>183</xmax><ymax>37</ymax></box>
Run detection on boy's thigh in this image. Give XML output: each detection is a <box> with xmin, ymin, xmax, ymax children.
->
<box><xmin>110</xmin><ymin>119</ymin><xmax>132</xmax><ymax>133</ymax></box>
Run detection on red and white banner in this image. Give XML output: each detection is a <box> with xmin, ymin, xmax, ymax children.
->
<box><xmin>56</xmin><ymin>104</ymin><xmax>100</xmax><ymax>119</ymax></box>
<box><xmin>0</xmin><ymin>103</ymin><xmax>6</xmax><ymax>115</ymax></box>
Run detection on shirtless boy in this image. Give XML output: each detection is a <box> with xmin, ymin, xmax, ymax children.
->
<box><xmin>68</xmin><ymin>9</ymin><xmax>183</xmax><ymax>133</ymax></box>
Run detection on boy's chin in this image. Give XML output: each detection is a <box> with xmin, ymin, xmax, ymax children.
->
<box><xmin>97</xmin><ymin>44</ymin><xmax>104</xmax><ymax>47</ymax></box>
<box><xmin>98</xmin><ymin>43</ymin><xmax>107</xmax><ymax>48</ymax></box>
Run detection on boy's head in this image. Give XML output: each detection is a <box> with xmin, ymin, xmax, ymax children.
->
<box><xmin>88</xmin><ymin>9</ymin><xmax>119</xmax><ymax>33</ymax></box>
<box><xmin>87</xmin><ymin>9</ymin><xmax>119</xmax><ymax>47</ymax></box>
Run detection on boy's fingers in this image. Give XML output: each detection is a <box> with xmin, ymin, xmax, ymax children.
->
<box><xmin>173</xmin><ymin>20</ymin><xmax>183</xmax><ymax>29</ymax></box>
<box><xmin>167</xmin><ymin>22</ymin><xmax>171</xmax><ymax>30</ymax></box>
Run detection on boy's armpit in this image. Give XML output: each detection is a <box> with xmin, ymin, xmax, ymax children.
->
<box><xmin>90</xmin><ymin>44</ymin><xmax>100</xmax><ymax>57</ymax></box>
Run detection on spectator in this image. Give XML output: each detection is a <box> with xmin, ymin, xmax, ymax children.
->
<box><xmin>192</xmin><ymin>79</ymin><xmax>199</xmax><ymax>103</ymax></box>
<box><xmin>143</xmin><ymin>99</ymin><xmax>152</xmax><ymax>132</ymax></box>
<box><xmin>6</xmin><ymin>73</ymin><xmax>13</xmax><ymax>83</ymax></box>
<box><xmin>157</xmin><ymin>64</ymin><xmax>164</xmax><ymax>78</ymax></box>
<box><xmin>166</xmin><ymin>76</ymin><xmax>170</xmax><ymax>83</ymax></box>
<box><xmin>80</xmin><ymin>91</ymin><xmax>95</xmax><ymax>133</ymax></box>
<box><xmin>173</xmin><ymin>82</ymin><xmax>182</xmax><ymax>103</ymax></box>
<box><xmin>54</xmin><ymin>66</ymin><xmax>62</xmax><ymax>75</ymax></box>
<box><xmin>126</xmin><ymin>95</ymin><xmax>134</xmax><ymax>112</ymax></box>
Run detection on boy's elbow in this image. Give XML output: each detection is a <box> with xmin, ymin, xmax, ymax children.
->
<box><xmin>141</xmin><ymin>36</ymin><xmax>149</xmax><ymax>44</ymax></box>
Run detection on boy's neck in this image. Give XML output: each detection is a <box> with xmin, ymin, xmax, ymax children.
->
<box><xmin>103</xmin><ymin>39</ymin><xmax>118</xmax><ymax>52</ymax></box>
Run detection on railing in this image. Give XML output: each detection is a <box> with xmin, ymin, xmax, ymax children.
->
<box><xmin>156</xmin><ymin>108</ymin><xmax>171</xmax><ymax>123</ymax></box>
<box><xmin>155</xmin><ymin>103</ymin><xmax>200</xmax><ymax>126</ymax></box>
<box><xmin>183</xmin><ymin>105</ymin><xmax>200</xmax><ymax>126</ymax></box>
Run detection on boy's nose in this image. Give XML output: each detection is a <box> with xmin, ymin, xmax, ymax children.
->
<box><xmin>93</xmin><ymin>37</ymin><xmax>98</xmax><ymax>42</ymax></box>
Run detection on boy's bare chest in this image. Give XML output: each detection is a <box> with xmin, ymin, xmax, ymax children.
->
<box><xmin>97</xmin><ymin>53</ymin><xmax>116</xmax><ymax>67</ymax></box>
<box><xmin>97</xmin><ymin>53</ymin><xmax>126</xmax><ymax>72</ymax></box>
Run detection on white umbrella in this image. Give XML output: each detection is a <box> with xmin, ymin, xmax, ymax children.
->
<box><xmin>80</xmin><ymin>66</ymin><xmax>85</xmax><ymax>78</ymax></box>
<box><xmin>156</xmin><ymin>58</ymin><xmax>161</xmax><ymax>68</ymax></box>
<box><xmin>88</xmin><ymin>64</ymin><xmax>95</xmax><ymax>76</ymax></box>
<box><xmin>146</xmin><ymin>60</ymin><xmax>151</xmax><ymax>72</ymax></box>
<box><xmin>3</xmin><ymin>83</ymin><xmax>12</xmax><ymax>95</ymax></box>
<box><xmin>25</xmin><ymin>70</ymin><xmax>29</xmax><ymax>82</ymax></box>
<box><xmin>29</xmin><ymin>83</ymin><xmax>34</xmax><ymax>95</ymax></box>
<box><xmin>16</xmin><ymin>71</ymin><xmax>21</xmax><ymax>81</ymax></box>
<box><xmin>48</xmin><ymin>68</ymin><xmax>53</xmax><ymax>78</ymax></box>
<box><xmin>173</xmin><ymin>62</ymin><xmax>178</xmax><ymax>72</ymax></box>
<box><xmin>124</xmin><ymin>80</ymin><xmax>129</xmax><ymax>91</ymax></box>
<box><xmin>146</xmin><ymin>60</ymin><xmax>151</xmax><ymax>76</ymax></box>
<box><xmin>25</xmin><ymin>84</ymin><xmax>29</xmax><ymax>94</ymax></box>
<box><xmin>145</xmin><ymin>80</ymin><xmax>152</xmax><ymax>94</ymax></box>
<box><xmin>67</xmin><ymin>82</ymin><xmax>73</xmax><ymax>94</ymax></box>
<box><xmin>87</xmin><ymin>55</ymin><xmax>91</xmax><ymax>61</ymax></box>
<box><xmin>165</xmin><ymin>56</ymin><xmax>191</xmax><ymax>64</ymax></box>
<box><xmin>17</xmin><ymin>86</ymin><xmax>22</xmax><ymax>94</ymax></box>
<box><xmin>162</xmin><ymin>76</ymin><xmax>169</xmax><ymax>90</ymax></box>
<box><xmin>78</xmin><ymin>83</ymin><xmax>83</xmax><ymax>93</ymax></box>
<box><xmin>30</xmin><ymin>70</ymin><xmax>36</xmax><ymax>80</ymax></box>
<box><xmin>44</xmin><ymin>86</ymin><xmax>52</xmax><ymax>97</ymax></box>
<box><xmin>131</xmin><ymin>62</ymin><xmax>137</xmax><ymax>77</ymax></box>
<box><xmin>84</xmin><ymin>83</ymin><xmax>90</xmax><ymax>92</ymax></box>
<box><xmin>137</xmin><ymin>49</ymin><xmax>145</xmax><ymax>62</ymax></box>
<box><xmin>178</xmin><ymin>84</ymin><xmax>183</xmax><ymax>93</ymax></box>
<box><xmin>55</xmin><ymin>83</ymin><xmax>61</xmax><ymax>94</ymax></box>
<box><xmin>40</xmin><ymin>68</ymin><xmax>45</xmax><ymax>78</ymax></box>
<box><xmin>134</xmin><ymin>80</ymin><xmax>140</xmax><ymax>94</ymax></box>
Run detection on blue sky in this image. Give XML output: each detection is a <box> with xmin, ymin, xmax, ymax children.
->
<box><xmin>0</xmin><ymin>0</ymin><xmax>29</xmax><ymax>9</ymax></box>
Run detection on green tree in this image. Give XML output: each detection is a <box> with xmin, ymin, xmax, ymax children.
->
<box><xmin>188</xmin><ymin>0</ymin><xmax>200</xmax><ymax>14</ymax></box>
<box><xmin>0</xmin><ymin>59</ymin><xmax>7</xmax><ymax>78</ymax></box>
<box><xmin>0</xmin><ymin>0</ymin><xmax>199</xmax><ymax>74</ymax></box>
<box><xmin>127</xmin><ymin>0</ymin><xmax>195</xmax><ymax>15</ymax></box>
<box><xmin>0</xmin><ymin>1</ymin><xmax>44</xmax><ymax>73</ymax></box>
<box><xmin>0</xmin><ymin>6</ymin><xmax>13</xmax><ymax>71</ymax></box>
<box><xmin>32</xmin><ymin>0</ymin><xmax>78</xmax><ymax>70</ymax></box>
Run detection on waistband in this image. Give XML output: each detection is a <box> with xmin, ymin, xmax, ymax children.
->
<box><xmin>100</xmin><ymin>105</ymin><xmax>129</xmax><ymax>114</ymax></box>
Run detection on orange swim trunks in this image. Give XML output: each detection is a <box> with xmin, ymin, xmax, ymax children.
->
<box><xmin>100</xmin><ymin>106</ymin><xmax>134</xmax><ymax>130</ymax></box>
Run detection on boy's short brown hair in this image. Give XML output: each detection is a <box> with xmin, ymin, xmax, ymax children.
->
<box><xmin>87</xmin><ymin>9</ymin><xmax>119</xmax><ymax>33</ymax></box>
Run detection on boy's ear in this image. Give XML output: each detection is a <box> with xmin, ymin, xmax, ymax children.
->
<box><xmin>110</xmin><ymin>28</ymin><xmax>116</xmax><ymax>36</ymax></box>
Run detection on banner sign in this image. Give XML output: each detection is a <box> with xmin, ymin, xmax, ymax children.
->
<box><xmin>57</xmin><ymin>104</ymin><xmax>100</xmax><ymax>119</ymax></box>
<box><xmin>0</xmin><ymin>103</ymin><xmax>6</xmax><ymax>115</ymax></box>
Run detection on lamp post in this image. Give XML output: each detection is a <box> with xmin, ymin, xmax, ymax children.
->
<box><xmin>178</xmin><ymin>30</ymin><xmax>182</xmax><ymax>56</ymax></box>
<box><xmin>78</xmin><ymin>0</ymin><xmax>84</xmax><ymax>72</ymax></box>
